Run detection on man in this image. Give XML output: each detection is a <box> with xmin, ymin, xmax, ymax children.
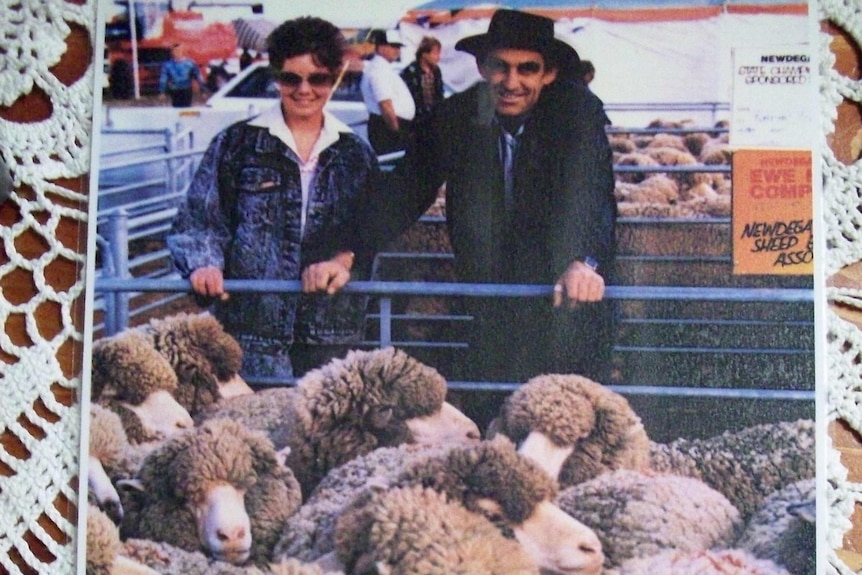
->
<box><xmin>158</xmin><ymin>44</ymin><xmax>205</xmax><ymax>108</ymax></box>
<box><xmin>400</xmin><ymin>36</ymin><xmax>444</xmax><ymax>128</ymax></box>
<box><xmin>381</xmin><ymin>9</ymin><xmax>617</xmax><ymax>422</ymax></box>
<box><xmin>360</xmin><ymin>29</ymin><xmax>415</xmax><ymax>154</ymax></box>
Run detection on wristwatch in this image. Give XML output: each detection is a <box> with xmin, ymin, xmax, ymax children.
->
<box><xmin>583</xmin><ymin>256</ymin><xmax>599</xmax><ymax>271</ymax></box>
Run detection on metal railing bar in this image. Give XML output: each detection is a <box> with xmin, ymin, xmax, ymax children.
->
<box><xmin>98</xmin><ymin>177</ymin><xmax>167</xmax><ymax>196</ymax></box>
<box><xmin>614</xmin><ymin>165</ymin><xmax>730</xmax><ymax>173</ymax></box>
<box><xmin>614</xmin><ymin>345</ymin><xmax>812</xmax><ymax>354</ymax></box>
<box><xmin>619</xmin><ymin>317</ymin><xmax>813</xmax><ymax>327</ymax></box>
<box><xmin>616</xmin><ymin>254</ymin><xmax>732</xmax><ymax>263</ymax></box>
<box><xmin>94</xmin><ymin>278</ymin><xmax>814</xmax><ymax>303</ymax></box>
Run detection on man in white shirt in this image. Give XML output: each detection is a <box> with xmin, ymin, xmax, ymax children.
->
<box><xmin>360</xmin><ymin>29</ymin><xmax>416</xmax><ymax>154</ymax></box>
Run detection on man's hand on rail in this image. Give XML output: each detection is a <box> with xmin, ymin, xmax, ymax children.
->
<box><xmin>553</xmin><ymin>260</ymin><xmax>604</xmax><ymax>309</ymax></box>
<box><xmin>302</xmin><ymin>252</ymin><xmax>354</xmax><ymax>295</ymax></box>
<box><xmin>190</xmin><ymin>266</ymin><xmax>229</xmax><ymax>301</ymax></box>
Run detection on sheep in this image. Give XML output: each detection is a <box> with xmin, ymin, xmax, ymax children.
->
<box><xmin>333</xmin><ymin>484</ymin><xmax>541</xmax><ymax>575</ymax></box>
<box><xmin>274</xmin><ymin>437</ymin><xmax>604</xmax><ymax>575</ymax></box>
<box><xmin>648</xmin><ymin>419</ymin><xmax>815</xmax><ymax>519</ymax></box>
<box><xmin>613</xmin><ymin>152</ymin><xmax>659</xmax><ymax>184</ymax></box>
<box><xmin>138</xmin><ymin>312</ymin><xmax>253</xmax><ymax>415</ymax></box>
<box><xmin>85</xmin><ymin>505</ymin><xmax>161</xmax><ymax>575</ymax></box>
<box><xmin>683</xmin><ymin>132</ymin><xmax>713</xmax><ymax>157</ymax></box>
<box><xmin>487</xmin><ymin>373</ymin><xmax>651</xmax><ymax>486</ymax></box>
<box><xmin>119</xmin><ymin>418</ymin><xmax>303</xmax><ymax>567</ymax></box>
<box><xmin>198</xmin><ymin>347</ymin><xmax>481</xmax><ymax>496</ymax></box>
<box><xmin>699</xmin><ymin>140</ymin><xmax>732</xmax><ymax>165</ymax></box>
<box><xmin>555</xmin><ymin>469</ymin><xmax>743</xmax><ymax>570</ymax></box>
<box><xmin>88</xmin><ymin>404</ymin><xmax>130</xmax><ymax>524</ymax></box>
<box><xmin>736</xmin><ymin>478</ymin><xmax>816</xmax><ymax>575</ymax></box>
<box><xmin>91</xmin><ymin>329</ymin><xmax>194</xmax><ymax>445</ymax></box>
<box><xmin>273</xmin><ymin>443</ymin><xmax>450</xmax><ymax>563</ymax></box>
<box><xmin>645</xmin><ymin>133</ymin><xmax>689</xmax><ymax>153</ymax></box>
<box><xmin>614</xmin><ymin>548</ymin><xmax>793</xmax><ymax>575</ymax></box>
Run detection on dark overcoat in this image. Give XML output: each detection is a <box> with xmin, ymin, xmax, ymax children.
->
<box><xmin>381</xmin><ymin>80</ymin><xmax>617</xmax><ymax>383</ymax></box>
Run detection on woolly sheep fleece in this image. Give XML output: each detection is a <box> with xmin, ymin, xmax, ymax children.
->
<box><xmin>334</xmin><ymin>484</ymin><xmax>540</xmax><ymax>575</ymax></box>
<box><xmin>556</xmin><ymin>469</ymin><xmax>742</xmax><ymax>569</ymax></box>
<box><xmin>614</xmin><ymin>549</ymin><xmax>792</xmax><ymax>575</ymax></box>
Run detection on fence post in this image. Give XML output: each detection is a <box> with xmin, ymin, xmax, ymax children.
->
<box><xmin>166</xmin><ymin>126</ymin><xmax>177</xmax><ymax>199</ymax></box>
<box><xmin>379</xmin><ymin>297</ymin><xmax>392</xmax><ymax>348</ymax></box>
<box><xmin>105</xmin><ymin>209</ymin><xmax>131</xmax><ymax>334</ymax></box>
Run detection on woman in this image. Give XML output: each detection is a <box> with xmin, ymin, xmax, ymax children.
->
<box><xmin>399</xmin><ymin>36</ymin><xmax>444</xmax><ymax>127</ymax></box>
<box><xmin>167</xmin><ymin>17</ymin><xmax>379</xmax><ymax>380</ymax></box>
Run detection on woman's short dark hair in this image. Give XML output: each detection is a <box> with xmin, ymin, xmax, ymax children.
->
<box><xmin>267</xmin><ymin>17</ymin><xmax>346</xmax><ymax>73</ymax></box>
<box><xmin>415</xmin><ymin>36</ymin><xmax>442</xmax><ymax>61</ymax></box>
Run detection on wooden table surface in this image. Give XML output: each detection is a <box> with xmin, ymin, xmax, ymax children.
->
<box><xmin>0</xmin><ymin>11</ymin><xmax>854</xmax><ymax>574</ymax></box>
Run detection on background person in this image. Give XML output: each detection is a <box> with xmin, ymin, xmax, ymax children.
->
<box><xmin>158</xmin><ymin>43</ymin><xmax>205</xmax><ymax>108</ymax></box>
<box><xmin>167</xmin><ymin>17</ymin><xmax>380</xmax><ymax>380</ymax></box>
<box><xmin>360</xmin><ymin>28</ymin><xmax>415</xmax><ymax>154</ymax></box>
<box><xmin>400</xmin><ymin>36</ymin><xmax>444</xmax><ymax>128</ymax></box>
<box><xmin>378</xmin><ymin>9</ymin><xmax>617</xmax><ymax>426</ymax></box>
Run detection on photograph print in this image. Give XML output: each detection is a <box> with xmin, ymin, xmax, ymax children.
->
<box><xmin>81</xmin><ymin>0</ymin><xmax>817</xmax><ymax>574</ymax></box>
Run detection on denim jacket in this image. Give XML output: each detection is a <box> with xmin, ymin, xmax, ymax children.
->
<box><xmin>167</xmin><ymin>110</ymin><xmax>379</xmax><ymax>377</ymax></box>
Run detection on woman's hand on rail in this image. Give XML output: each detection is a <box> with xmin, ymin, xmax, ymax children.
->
<box><xmin>302</xmin><ymin>252</ymin><xmax>353</xmax><ymax>295</ymax></box>
<box><xmin>189</xmin><ymin>266</ymin><xmax>228</xmax><ymax>300</ymax></box>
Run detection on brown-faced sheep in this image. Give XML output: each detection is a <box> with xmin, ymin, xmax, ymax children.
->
<box><xmin>197</xmin><ymin>347</ymin><xmax>481</xmax><ymax>496</ymax></box>
<box><xmin>334</xmin><ymin>484</ymin><xmax>541</xmax><ymax>575</ymax></box>
<box><xmin>119</xmin><ymin>418</ymin><xmax>302</xmax><ymax>567</ymax></box>
<box><xmin>274</xmin><ymin>437</ymin><xmax>604</xmax><ymax>575</ymax></box>
<box><xmin>488</xmin><ymin>374</ymin><xmax>651</xmax><ymax>486</ymax></box>
<box><xmin>613</xmin><ymin>152</ymin><xmax>659</xmax><ymax>184</ymax></box>
<box><xmin>649</xmin><ymin>419</ymin><xmax>816</xmax><ymax>520</ymax></box>
<box><xmin>137</xmin><ymin>312</ymin><xmax>253</xmax><ymax>415</ymax></box>
<box><xmin>91</xmin><ymin>330</ymin><xmax>194</xmax><ymax>445</ymax></box>
<box><xmin>556</xmin><ymin>469</ymin><xmax>743</xmax><ymax>571</ymax></box>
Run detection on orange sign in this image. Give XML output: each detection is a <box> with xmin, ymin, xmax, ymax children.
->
<box><xmin>732</xmin><ymin>149</ymin><xmax>813</xmax><ymax>275</ymax></box>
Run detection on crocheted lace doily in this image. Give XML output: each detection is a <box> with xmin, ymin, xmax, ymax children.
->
<box><xmin>0</xmin><ymin>1</ymin><xmax>94</xmax><ymax>574</ymax></box>
<box><xmin>0</xmin><ymin>0</ymin><xmax>850</xmax><ymax>573</ymax></box>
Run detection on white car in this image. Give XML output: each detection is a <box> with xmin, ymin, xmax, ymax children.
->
<box><xmin>205</xmin><ymin>62</ymin><xmax>369</xmax><ymax>139</ymax></box>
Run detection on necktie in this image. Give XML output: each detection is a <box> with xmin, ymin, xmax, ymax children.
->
<box><xmin>500</xmin><ymin>129</ymin><xmax>518</xmax><ymax>212</ymax></box>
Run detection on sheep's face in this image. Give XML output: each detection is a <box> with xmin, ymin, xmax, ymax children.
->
<box><xmin>217</xmin><ymin>373</ymin><xmax>254</xmax><ymax>399</ymax></box>
<box><xmin>193</xmin><ymin>481</ymin><xmax>252</xmax><ymax>564</ymax></box>
<box><xmin>123</xmin><ymin>389</ymin><xmax>193</xmax><ymax>440</ymax></box>
<box><xmin>511</xmin><ymin>500</ymin><xmax>604</xmax><ymax>575</ymax></box>
<box><xmin>405</xmin><ymin>402</ymin><xmax>481</xmax><ymax>445</ymax></box>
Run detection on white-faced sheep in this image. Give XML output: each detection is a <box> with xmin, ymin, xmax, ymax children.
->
<box><xmin>488</xmin><ymin>374</ymin><xmax>651</xmax><ymax>487</ymax></box>
<box><xmin>614</xmin><ymin>548</ymin><xmax>793</xmax><ymax>575</ymax></box>
<box><xmin>274</xmin><ymin>437</ymin><xmax>604</xmax><ymax>575</ymax></box>
<box><xmin>119</xmin><ymin>418</ymin><xmax>302</xmax><ymax>567</ymax></box>
<box><xmin>555</xmin><ymin>469</ymin><xmax>742</xmax><ymax>571</ymax></box>
<box><xmin>137</xmin><ymin>312</ymin><xmax>253</xmax><ymax>415</ymax></box>
<box><xmin>736</xmin><ymin>478</ymin><xmax>816</xmax><ymax>575</ymax></box>
<box><xmin>333</xmin><ymin>484</ymin><xmax>541</xmax><ymax>575</ymax></box>
<box><xmin>91</xmin><ymin>330</ymin><xmax>194</xmax><ymax>445</ymax></box>
<box><xmin>649</xmin><ymin>419</ymin><xmax>816</xmax><ymax>519</ymax></box>
<box><xmin>198</xmin><ymin>347</ymin><xmax>481</xmax><ymax>496</ymax></box>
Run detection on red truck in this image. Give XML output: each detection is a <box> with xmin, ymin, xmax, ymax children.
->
<box><xmin>105</xmin><ymin>9</ymin><xmax>238</xmax><ymax>98</ymax></box>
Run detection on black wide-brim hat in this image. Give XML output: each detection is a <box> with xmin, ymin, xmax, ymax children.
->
<box><xmin>455</xmin><ymin>9</ymin><xmax>580</xmax><ymax>71</ymax></box>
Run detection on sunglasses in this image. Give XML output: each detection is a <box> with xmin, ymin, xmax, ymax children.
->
<box><xmin>274</xmin><ymin>71</ymin><xmax>335</xmax><ymax>88</ymax></box>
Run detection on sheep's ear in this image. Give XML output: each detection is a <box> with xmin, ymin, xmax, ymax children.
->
<box><xmin>365</xmin><ymin>405</ymin><xmax>393</xmax><ymax>429</ymax></box>
<box><xmin>115</xmin><ymin>478</ymin><xmax>146</xmax><ymax>495</ymax></box>
<box><xmin>275</xmin><ymin>446</ymin><xmax>291</xmax><ymax>468</ymax></box>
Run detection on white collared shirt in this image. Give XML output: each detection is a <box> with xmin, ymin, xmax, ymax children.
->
<box><xmin>248</xmin><ymin>105</ymin><xmax>352</xmax><ymax>235</ymax></box>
